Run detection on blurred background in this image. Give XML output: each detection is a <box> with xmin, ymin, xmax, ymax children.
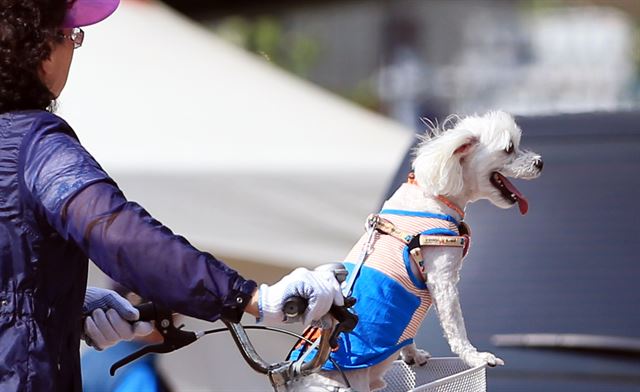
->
<box><xmin>173</xmin><ymin>0</ymin><xmax>640</xmax><ymax>125</ymax></box>
<box><xmin>59</xmin><ymin>0</ymin><xmax>640</xmax><ymax>391</ymax></box>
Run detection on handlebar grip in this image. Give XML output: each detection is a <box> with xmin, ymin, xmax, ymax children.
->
<box><xmin>283</xmin><ymin>296</ymin><xmax>308</xmax><ymax>319</ymax></box>
<box><xmin>135</xmin><ymin>302</ymin><xmax>156</xmax><ymax>322</ymax></box>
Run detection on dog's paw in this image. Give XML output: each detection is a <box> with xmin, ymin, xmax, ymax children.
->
<box><xmin>370</xmin><ymin>378</ymin><xmax>387</xmax><ymax>391</ymax></box>
<box><xmin>461</xmin><ymin>351</ymin><xmax>504</xmax><ymax>368</ymax></box>
<box><xmin>400</xmin><ymin>348</ymin><xmax>431</xmax><ymax>366</ymax></box>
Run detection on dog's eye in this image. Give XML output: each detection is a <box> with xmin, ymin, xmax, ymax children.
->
<box><xmin>505</xmin><ymin>142</ymin><xmax>514</xmax><ymax>154</ymax></box>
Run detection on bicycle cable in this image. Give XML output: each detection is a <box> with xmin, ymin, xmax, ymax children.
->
<box><xmin>201</xmin><ymin>325</ymin><xmax>351</xmax><ymax>388</ymax></box>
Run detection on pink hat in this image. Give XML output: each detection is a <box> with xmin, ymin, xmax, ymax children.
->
<box><xmin>63</xmin><ymin>0</ymin><xmax>121</xmax><ymax>28</ymax></box>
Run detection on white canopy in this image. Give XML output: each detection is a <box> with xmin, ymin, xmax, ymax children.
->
<box><xmin>59</xmin><ymin>0</ymin><xmax>413</xmax><ymax>269</ymax></box>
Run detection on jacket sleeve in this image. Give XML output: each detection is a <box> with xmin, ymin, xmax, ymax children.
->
<box><xmin>21</xmin><ymin>124</ymin><xmax>256</xmax><ymax>322</ymax></box>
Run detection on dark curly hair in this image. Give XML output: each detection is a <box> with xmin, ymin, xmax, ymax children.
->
<box><xmin>0</xmin><ymin>0</ymin><xmax>71</xmax><ymax>113</ymax></box>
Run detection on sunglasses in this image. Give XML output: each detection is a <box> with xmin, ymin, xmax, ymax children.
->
<box><xmin>57</xmin><ymin>27</ymin><xmax>84</xmax><ymax>49</ymax></box>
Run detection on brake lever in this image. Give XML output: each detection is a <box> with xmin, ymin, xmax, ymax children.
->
<box><xmin>285</xmin><ymin>294</ymin><xmax>358</xmax><ymax>349</ymax></box>
<box><xmin>109</xmin><ymin>302</ymin><xmax>201</xmax><ymax>375</ymax></box>
<box><xmin>110</xmin><ymin>345</ymin><xmax>157</xmax><ymax>375</ymax></box>
<box><xmin>327</xmin><ymin>296</ymin><xmax>358</xmax><ymax>348</ymax></box>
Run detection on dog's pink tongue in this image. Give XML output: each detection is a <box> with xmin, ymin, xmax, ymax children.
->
<box><xmin>498</xmin><ymin>173</ymin><xmax>529</xmax><ymax>215</ymax></box>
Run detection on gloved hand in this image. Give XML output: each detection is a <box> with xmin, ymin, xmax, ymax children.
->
<box><xmin>258</xmin><ymin>267</ymin><xmax>344</xmax><ymax>326</ymax></box>
<box><xmin>82</xmin><ymin>287</ymin><xmax>154</xmax><ymax>350</ymax></box>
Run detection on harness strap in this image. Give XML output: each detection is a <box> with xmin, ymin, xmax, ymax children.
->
<box><xmin>369</xmin><ymin>214</ymin><xmax>471</xmax><ymax>268</ymax></box>
<box><xmin>416</xmin><ymin>236</ymin><xmax>467</xmax><ymax>247</ymax></box>
<box><xmin>372</xmin><ymin>214</ymin><xmax>415</xmax><ymax>243</ymax></box>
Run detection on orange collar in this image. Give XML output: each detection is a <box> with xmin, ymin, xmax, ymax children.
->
<box><xmin>407</xmin><ymin>172</ymin><xmax>466</xmax><ymax>220</ymax></box>
<box><xmin>436</xmin><ymin>195</ymin><xmax>465</xmax><ymax>220</ymax></box>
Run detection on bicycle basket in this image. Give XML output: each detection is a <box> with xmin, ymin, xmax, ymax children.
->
<box><xmin>380</xmin><ymin>358</ymin><xmax>487</xmax><ymax>392</ymax></box>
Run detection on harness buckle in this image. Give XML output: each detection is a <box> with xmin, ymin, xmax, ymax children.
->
<box><xmin>365</xmin><ymin>214</ymin><xmax>379</xmax><ymax>232</ymax></box>
<box><xmin>410</xmin><ymin>247</ymin><xmax>424</xmax><ymax>268</ymax></box>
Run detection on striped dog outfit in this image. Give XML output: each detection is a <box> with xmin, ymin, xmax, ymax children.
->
<box><xmin>291</xmin><ymin>209</ymin><xmax>462</xmax><ymax>370</ymax></box>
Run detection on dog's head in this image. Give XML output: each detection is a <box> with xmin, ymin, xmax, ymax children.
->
<box><xmin>412</xmin><ymin>111</ymin><xmax>543</xmax><ymax>214</ymax></box>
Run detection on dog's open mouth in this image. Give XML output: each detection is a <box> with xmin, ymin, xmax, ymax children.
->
<box><xmin>490</xmin><ymin>172</ymin><xmax>529</xmax><ymax>215</ymax></box>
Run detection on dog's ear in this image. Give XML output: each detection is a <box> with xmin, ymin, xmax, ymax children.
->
<box><xmin>453</xmin><ymin>137</ymin><xmax>478</xmax><ymax>156</ymax></box>
<box><xmin>413</xmin><ymin>131</ymin><xmax>479</xmax><ymax>196</ymax></box>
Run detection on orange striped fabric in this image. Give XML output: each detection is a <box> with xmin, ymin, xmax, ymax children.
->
<box><xmin>345</xmin><ymin>213</ymin><xmax>460</xmax><ymax>344</ymax></box>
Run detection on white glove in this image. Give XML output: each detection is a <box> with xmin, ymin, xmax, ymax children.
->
<box><xmin>258</xmin><ymin>268</ymin><xmax>344</xmax><ymax>326</ymax></box>
<box><xmin>82</xmin><ymin>287</ymin><xmax>154</xmax><ymax>350</ymax></box>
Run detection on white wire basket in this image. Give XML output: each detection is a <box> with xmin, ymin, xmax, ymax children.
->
<box><xmin>380</xmin><ymin>358</ymin><xmax>487</xmax><ymax>392</ymax></box>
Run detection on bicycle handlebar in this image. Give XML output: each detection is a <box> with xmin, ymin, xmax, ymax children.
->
<box><xmin>222</xmin><ymin>302</ymin><xmax>355</xmax><ymax>389</ymax></box>
<box><xmin>107</xmin><ymin>262</ymin><xmax>358</xmax><ymax>390</ymax></box>
<box><xmin>283</xmin><ymin>296</ymin><xmax>308</xmax><ymax>319</ymax></box>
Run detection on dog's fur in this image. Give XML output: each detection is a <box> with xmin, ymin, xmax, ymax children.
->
<box><xmin>314</xmin><ymin>111</ymin><xmax>543</xmax><ymax>391</ymax></box>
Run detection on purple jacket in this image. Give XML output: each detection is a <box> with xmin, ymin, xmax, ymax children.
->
<box><xmin>0</xmin><ymin>110</ymin><xmax>256</xmax><ymax>391</ymax></box>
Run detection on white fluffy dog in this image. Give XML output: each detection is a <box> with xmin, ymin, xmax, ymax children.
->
<box><xmin>302</xmin><ymin>111</ymin><xmax>543</xmax><ymax>392</ymax></box>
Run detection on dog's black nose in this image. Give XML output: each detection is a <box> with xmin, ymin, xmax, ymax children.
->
<box><xmin>534</xmin><ymin>158</ymin><xmax>544</xmax><ymax>171</ymax></box>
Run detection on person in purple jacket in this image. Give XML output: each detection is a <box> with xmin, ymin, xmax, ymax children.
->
<box><xmin>0</xmin><ymin>0</ymin><xmax>343</xmax><ymax>390</ymax></box>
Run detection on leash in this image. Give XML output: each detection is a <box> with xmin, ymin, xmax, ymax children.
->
<box><xmin>342</xmin><ymin>214</ymin><xmax>379</xmax><ymax>297</ymax></box>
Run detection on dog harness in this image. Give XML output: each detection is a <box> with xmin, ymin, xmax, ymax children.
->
<box><xmin>290</xmin><ymin>209</ymin><xmax>470</xmax><ymax>370</ymax></box>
